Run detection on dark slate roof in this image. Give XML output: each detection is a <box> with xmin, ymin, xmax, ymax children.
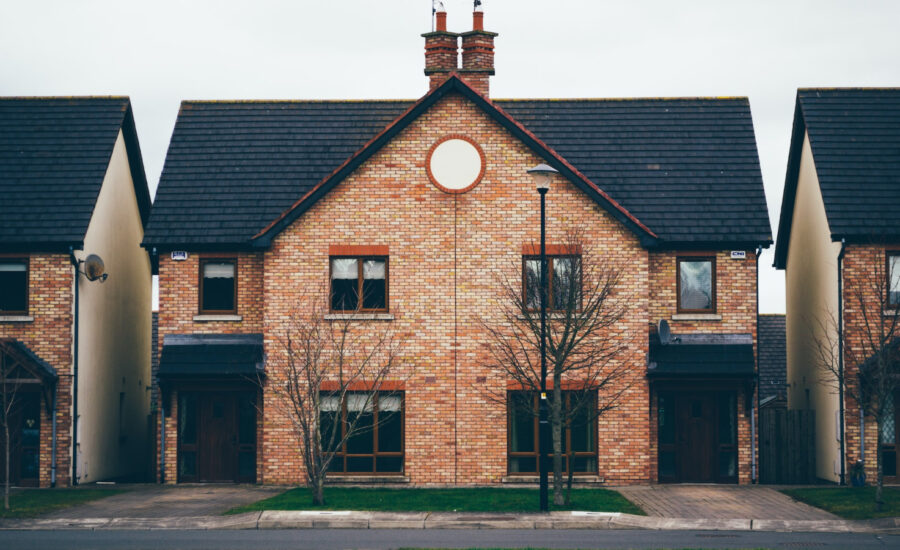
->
<box><xmin>758</xmin><ymin>314</ymin><xmax>786</xmax><ymax>402</ymax></box>
<box><xmin>648</xmin><ymin>333</ymin><xmax>755</xmax><ymax>378</ymax></box>
<box><xmin>497</xmin><ymin>98</ymin><xmax>771</xmax><ymax>246</ymax></box>
<box><xmin>157</xmin><ymin>333</ymin><xmax>264</xmax><ymax>380</ymax></box>
<box><xmin>0</xmin><ymin>338</ymin><xmax>58</xmax><ymax>382</ymax></box>
<box><xmin>144</xmin><ymin>78</ymin><xmax>770</xmax><ymax>249</ymax></box>
<box><xmin>0</xmin><ymin>97</ymin><xmax>151</xmax><ymax>251</ymax></box>
<box><xmin>775</xmin><ymin>88</ymin><xmax>900</xmax><ymax>268</ymax></box>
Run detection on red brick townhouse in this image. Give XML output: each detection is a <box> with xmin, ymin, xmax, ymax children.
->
<box><xmin>0</xmin><ymin>97</ymin><xmax>153</xmax><ymax>486</ymax></box>
<box><xmin>775</xmin><ymin>88</ymin><xmax>900</xmax><ymax>484</ymax></box>
<box><xmin>144</xmin><ymin>9</ymin><xmax>771</xmax><ymax>486</ymax></box>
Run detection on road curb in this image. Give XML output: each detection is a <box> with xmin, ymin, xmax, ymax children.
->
<box><xmin>1</xmin><ymin>511</ymin><xmax>899</xmax><ymax>533</ymax></box>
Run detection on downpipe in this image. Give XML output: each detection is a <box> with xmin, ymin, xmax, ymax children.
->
<box><xmin>752</xmin><ymin>245</ymin><xmax>762</xmax><ymax>484</ymax></box>
<box><xmin>68</xmin><ymin>246</ymin><xmax>80</xmax><ymax>486</ymax></box>
<box><xmin>50</xmin><ymin>390</ymin><xmax>57</xmax><ymax>487</ymax></box>
<box><xmin>838</xmin><ymin>238</ymin><xmax>847</xmax><ymax>485</ymax></box>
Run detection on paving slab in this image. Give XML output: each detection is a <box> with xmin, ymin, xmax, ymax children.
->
<box><xmin>257</xmin><ymin>510</ymin><xmax>314</xmax><ymax>529</ymax></box>
<box><xmin>368</xmin><ymin>512</ymin><xmax>428</xmax><ymax>528</ymax></box>
<box><xmin>44</xmin><ymin>484</ymin><xmax>283</xmax><ymax>519</ymax></box>
<box><xmin>618</xmin><ymin>484</ymin><xmax>838</xmax><ymax>520</ymax></box>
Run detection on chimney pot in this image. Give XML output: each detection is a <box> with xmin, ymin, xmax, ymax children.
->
<box><xmin>473</xmin><ymin>11</ymin><xmax>484</xmax><ymax>31</ymax></box>
<box><xmin>436</xmin><ymin>11</ymin><xmax>447</xmax><ymax>32</ymax></box>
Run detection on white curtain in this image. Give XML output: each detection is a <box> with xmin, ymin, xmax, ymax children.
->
<box><xmin>347</xmin><ymin>393</ymin><xmax>375</xmax><ymax>412</ymax></box>
<box><xmin>378</xmin><ymin>395</ymin><xmax>401</xmax><ymax>412</ymax></box>
<box><xmin>203</xmin><ymin>262</ymin><xmax>234</xmax><ymax>279</ymax></box>
<box><xmin>0</xmin><ymin>262</ymin><xmax>25</xmax><ymax>272</ymax></box>
<box><xmin>363</xmin><ymin>260</ymin><xmax>385</xmax><ymax>280</ymax></box>
<box><xmin>320</xmin><ymin>395</ymin><xmax>341</xmax><ymax>412</ymax></box>
<box><xmin>331</xmin><ymin>258</ymin><xmax>358</xmax><ymax>280</ymax></box>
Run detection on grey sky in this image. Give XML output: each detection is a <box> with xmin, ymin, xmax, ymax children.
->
<box><xmin>2</xmin><ymin>0</ymin><xmax>899</xmax><ymax>313</ymax></box>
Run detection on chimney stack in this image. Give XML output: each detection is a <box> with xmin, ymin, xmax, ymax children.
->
<box><xmin>422</xmin><ymin>8</ymin><xmax>459</xmax><ymax>90</ymax></box>
<box><xmin>459</xmin><ymin>9</ymin><xmax>497</xmax><ymax>96</ymax></box>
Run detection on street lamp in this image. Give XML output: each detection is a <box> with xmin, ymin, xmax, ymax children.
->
<box><xmin>527</xmin><ymin>162</ymin><xmax>558</xmax><ymax>512</ymax></box>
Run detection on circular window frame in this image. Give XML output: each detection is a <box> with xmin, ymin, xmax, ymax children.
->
<box><xmin>425</xmin><ymin>134</ymin><xmax>487</xmax><ymax>194</ymax></box>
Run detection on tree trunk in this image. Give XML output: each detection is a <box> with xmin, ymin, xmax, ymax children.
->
<box><xmin>876</xmin><ymin>419</ymin><xmax>884</xmax><ymax>513</ymax></box>
<box><xmin>3</xmin><ymin>419</ymin><xmax>9</xmax><ymax>511</ymax></box>
<box><xmin>565</xmin><ymin>445</ymin><xmax>575</xmax><ymax>506</ymax></box>
<box><xmin>311</xmin><ymin>474</ymin><xmax>326</xmax><ymax>506</ymax></box>
<box><xmin>551</xmin><ymin>382</ymin><xmax>564</xmax><ymax>506</ymax></box>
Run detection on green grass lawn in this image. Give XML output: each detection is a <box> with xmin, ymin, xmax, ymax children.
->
<box><xmin>227</xmin><ymin>487</ymin><xmax>644</xmax><ymax>515</ymax></box>
<box><xmin>0</xmin><ymin>488</ymin><xmax>126</xmax><ymax>519</ymax></box>
<box><xmin>781</xmin><ymin>487</ymin><xmax>900</xmax><ymax>520</ymax></box>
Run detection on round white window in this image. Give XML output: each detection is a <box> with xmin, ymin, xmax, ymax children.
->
<box><xmin>426</xmin><ymin>137</ymin><xmax>485</xmax><ymax>193</ymax></box>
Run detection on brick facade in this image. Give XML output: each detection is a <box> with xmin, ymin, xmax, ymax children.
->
<box><xmin>154</xmin><ymin>92</ymin><xmax>761</xmax><ymax>486</ymax></box>
<box><xmin>0</xmin><ymin>254</ymin><xmax>73</xmax><ymax>487</ymax></box>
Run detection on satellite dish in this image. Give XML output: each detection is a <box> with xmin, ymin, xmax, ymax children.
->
<box><xmin>83</xmin><ymin>254</ymin><xmax>107</xmax><ymax>282</ymax></box>
<box><xmin>658</xmin><ymin>319</ymin><xmax>671</xmax><ymax>345</ymax></box>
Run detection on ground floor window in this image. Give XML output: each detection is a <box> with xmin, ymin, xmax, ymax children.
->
<box><xmin>320</xmin><ymin>391</ymin><xmax>404</xmax><ymax>474</ymax></box>
<box><xmin>657</xmin><ymin>390</ymin><xmax>737</xmax><ymax>483</ymax></box>
<box><xmin>507</xmin><ymin>391</ymin><xmax>597</xmax><ymax>475</ymax></box>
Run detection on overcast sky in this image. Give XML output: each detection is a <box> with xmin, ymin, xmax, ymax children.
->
<box><xmin>2</xmin><ymin>0</ymin><xmax>899</xmax><ymax>313</ymax></box>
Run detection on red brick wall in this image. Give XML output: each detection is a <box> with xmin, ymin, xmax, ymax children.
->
<box><xmin>261</xmin><ymin>92</ymin><xmax>650</xmax><ymax>486</ymax></box>
<box><xmin>0</xmin><ymin>254</ymin><xmax>73</xmax><ymax>487</ymax></box>
<box><xmin>648</xmin><ymin>250</ymin><xmax>759</xmax><ymax>484</ymax></box>
<box><xmin>841</xmin><ymin>244</ymin><xmax>897</xmax><ymax>482</ymax></box>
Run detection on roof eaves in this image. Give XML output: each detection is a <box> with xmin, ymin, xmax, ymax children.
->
<box><xmin>773</xmin><ymin>93</ymin><xmax>808</xmax><ymax>270</ymax></box>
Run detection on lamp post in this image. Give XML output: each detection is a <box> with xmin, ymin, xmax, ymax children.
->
<box><xmin>527</xmin><ymin>163</ymin><xmax>558</xmax><ymax>512</ymax></box>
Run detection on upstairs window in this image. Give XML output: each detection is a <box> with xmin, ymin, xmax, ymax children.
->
<box><xmin>199</xmin><ymin>259</ymin><xmax>236</xmax><ymax>314</ymax></box>
<box><xmin>523</xmin><ymin>256</ymin><xmax>581</xmax><ymax>312</ymax></box>
<box><xmin>330</xmin><ymin>257</ymin><xmax>388</xmax><ymax>312</ymax></box>
<box><xmin>888</xmin><ymin>252</ymin><xmax>900</xmax><ymax>308</ymax></box>
<box><xmin>677</xmin><ymin>256</ymin><xmax>716</xmax><ymax>313</ymax></box>
<box><xmin>0</xmin><ymin>259</ymin><xmax>28</xmax><ymax>314</ymax></box>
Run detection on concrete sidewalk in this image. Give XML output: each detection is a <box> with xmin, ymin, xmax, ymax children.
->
<box><xmin>2</xmin><ymin>510</ymin><xmax>900</xmax><ymax>534</ymax></box>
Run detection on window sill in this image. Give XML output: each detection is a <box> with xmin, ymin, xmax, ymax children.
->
<box><xmin>671</xmin><ymin>313</ymin><xmax>722</xmax><ymax>321</ymax></box>
<box><xmin>501</xmin><ymin>475</ymin><xmax>605</xmax><ymax>484</ymax></box>
<box><xmin>516</xmin><ymin>313</ymin><xmax>574</xmax><ymax>321</ymax></box>
<box><xmin>324</xmin><ymin>313</ymin><xmax>394</xmax><ymax>321</ymax></box>
<box><xmin>326</xmin><ymin>475</ymin><xmax>410</xmax><ymax>484</ymax></box>
<box><xmin>193</xmin><ymin>314</ymin><xmax>242</xmax><ymax>322</ymax></box>
<box><xmin>0</xmin><ymin>315</ymin><xmax>34</xmax><ymax>323</ymax></box>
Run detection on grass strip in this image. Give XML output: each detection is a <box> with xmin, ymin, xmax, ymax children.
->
<box><xmin>227</xmin><ymin>486</ymin><xmax>643</xmax><ymax>515</ymax></box>
<box><xmin>781</xmin><ymin>486</ymin><xmax>900</xmax><ymax>520</ymax></box>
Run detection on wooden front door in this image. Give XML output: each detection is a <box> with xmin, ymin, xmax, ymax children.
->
<box><xmin>676</xmin><ymin>394</ymin><xmax>716</xmax><ymax>482</ymax></box>
<box><xmin>178</xmin><ymin>390</ymin><xmax>256</xmax><ymax>483</ymax></box>
<box><xmin>658</xmin><ymin>390</ymin><xmax>738</xmax><ymax>484</ymax></box>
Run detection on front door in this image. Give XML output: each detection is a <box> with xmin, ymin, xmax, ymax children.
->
<box><xmin>676</xmin><ymin>394</ymin><xmax>716</xmax><ymax>482</ymax></box>
<box><xmin>881</xmin><ymin>391</ymin><xmax>898</xmax><ymax>481</ymax></box>
<box><xmin>658</xmin><ymin>391</ymin><xmax>738</xmax><ymax>483</ymax></box>
<box><xmin>178</xmin><ymin>390</ymin><xmax>256</xmax><ymax>483</ymax></box>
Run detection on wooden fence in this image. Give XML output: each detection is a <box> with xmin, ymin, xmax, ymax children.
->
<box><xmin>759</xmin><ymin>408</ymin><xmax>816</xmax><ymax>484</ymax></box>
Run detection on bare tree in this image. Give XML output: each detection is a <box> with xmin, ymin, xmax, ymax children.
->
<box><xmin>481</xmin><ymin>228</ymin><xmax>632</xmax><ymax>506</ymax></box>
<box><xmin>813</xmin><ymin>247</ymin><xmax>900</xmax><ymax>512</ymax></box>
<box><xmin>267</xmin><ymin>287</ymin><xmax>407</xmax><ymax>506</ymax></box>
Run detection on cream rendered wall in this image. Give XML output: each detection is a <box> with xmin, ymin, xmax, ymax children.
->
<box><xmin>785</xmin><ymin>130</ymin><xmax>843</xmax><ymax>482</ymax></box>
<box><xmin>75</xmin><ymin>130</ymin><xmax>151</xmax><ymax>482</ymax></box>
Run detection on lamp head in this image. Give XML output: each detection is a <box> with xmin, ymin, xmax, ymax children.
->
<box><xmin>527</xmin><ymin>163</ymin><xmax>558</xmax><ymax>192</ymax></box>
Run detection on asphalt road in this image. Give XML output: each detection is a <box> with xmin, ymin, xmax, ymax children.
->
<box><xmin>0</xmin><ymin>529</ymin><xmax>897</xmax><ymax>550</ymax></box>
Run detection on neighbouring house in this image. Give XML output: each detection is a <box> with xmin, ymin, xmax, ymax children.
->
<box><xmin>774</xmin><ymin>88</ymin><xmax>900</xmax><ymax>484</ymax></box>
<box><xmin>0</xmin><ymin>97</ymin><xmax>153</xmax><ymax>486</ymax></box>
<box><xmin>759</xmin><ymin>314</ymin><xmax>787</xmax><ymax>409</ymax></box>
<box><xmin>144</xmin><ymin>8</ymin><xmax>771</xmax><ymax>486</ymax></box>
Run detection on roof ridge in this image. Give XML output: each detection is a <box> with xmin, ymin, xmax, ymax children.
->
<box><xmin>181</xmin><ymin>99</ymin><xmax>417</xmax><ymax>105</ymax></box>
<box><xmin>0</xmin><ymin>95</ymin><xmax>130</xmax><ymax>100</ymax></box>
<box><xmin>798</xmin><ymin>87</ymin><xmax>900</xmax><ymax>91</ymax></box>
<box><xmin>494</xmin><ymin>96</ymin><xmax>749</xmax><ymax>102</ymax></box>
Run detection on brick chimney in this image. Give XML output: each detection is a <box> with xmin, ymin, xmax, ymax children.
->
<box><xmin>459</xmin><ymin>9</ymin><xmax>498</xmax><ymax>96</ymax></box>
<box><xmin>422</xmin><ymin>9</ymin><xmax>459</xmax><ymax>90</ymax></box>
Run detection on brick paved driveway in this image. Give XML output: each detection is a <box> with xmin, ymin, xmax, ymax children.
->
<box><xmin>618</xmin><ymin>485</ymin><xmax>838</xmax><ymax>520</ymax></box>
<box><xmin>44</xmin><ymin>484</ymin><xmax>283</xmax><ymax>519</ymax></box>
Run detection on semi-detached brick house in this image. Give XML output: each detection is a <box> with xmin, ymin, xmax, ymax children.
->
<box><xmin>0</xmin><ymin>97</ymin><xmax>153</xmax><ymax>487</ymax></box>
<box><xmin>144</xmin><ymin>9</ymin><xmax>772</xmax><ymax>486</ymax></box>
<box><xmin>774</xmin><ymin>88</ymin><xmax>900</xmax><ymax>485</ymax></box>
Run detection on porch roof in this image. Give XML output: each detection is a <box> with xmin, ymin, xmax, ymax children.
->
<box><xmin>157</xmin><ymin>333</ymin><xmax>264</xmax><ymax>381</ymax></box>
<box><xmin>0</xmin><ymin>338</ymin><xmax>58</xmax><ymax>384</ymax></box>
<box><xmin>647</xmin><ymin>333</ymin><xmax>755</xmax><ymax>378</ymax></box>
